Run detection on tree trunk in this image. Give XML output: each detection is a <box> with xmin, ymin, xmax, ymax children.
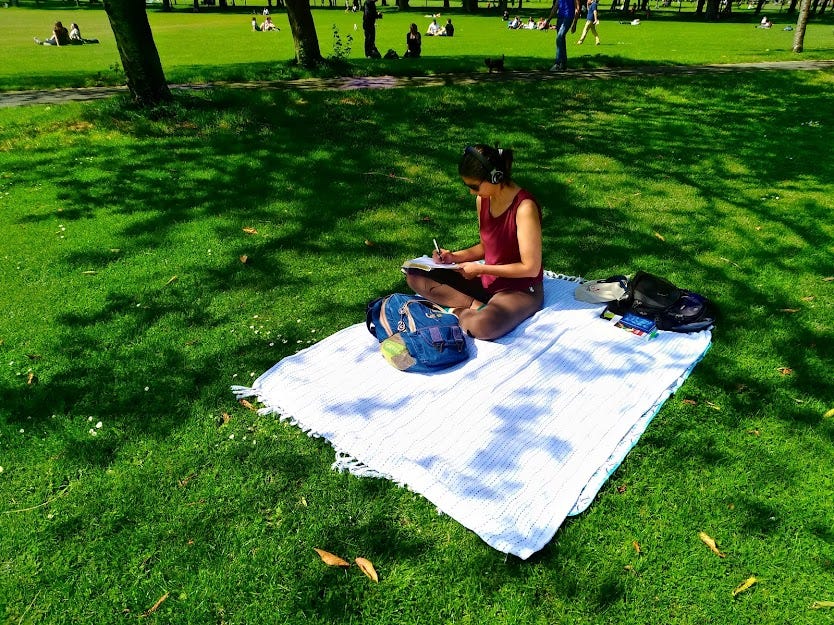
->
<box><xmin>695</xmin><ymin>0</ymin><xmax>706</xmax><ymax>14</ymax></box>
<box><xmin>753</xmin><ymin>0</ymin><xmax>765</xmax><ymax>13</ymax></box>
<box><xmin>792</xmin><ymin>0</ymin><xmax>811</xmax><ymax>50</ymax></box>
<box><xmin>705</xmin><ymin>0</ymin><xmax>719</xmax><ymax>18</ymax></box>
<box><xmin>285</xmin><ymin>0</ymin><xmax>323</xmax><ymax>67</ymax></box>
<box><xmin>102</xmin><ymin>0</ymin><xmax>171</xmax><ymax>106</ymax></box>
<box><xmin>397</xmin><ymin>0</ymin><xmax>409</xmax><ymax>8</ymax></box>
<box><xmin>463</xmin><ymin>0</ymin><xmax>479</xmax><ymax>11</ymax></box>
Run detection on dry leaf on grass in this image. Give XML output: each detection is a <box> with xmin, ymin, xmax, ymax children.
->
<box><xmin>632</xmin><ymin>541</ymin><xmax>642</xmax><ymax>554</ymax></box>
<box><xmin>355</xmin><ymin>557</ymin><xmax>379</xmax><ymax>582</ymax></box>
<box><xmin>239</xmin><ymin>255</ymin><xmax>249</xmax><ymax>264</ymax></box>
<box><xmin>732</xmin><ymin>576</ymin><xmax>757</xmax><ymax>597</ymax></box>
<box><xmin>779</xmin><ymin>308</ymin><xmax>800</xmax><ymax>313</ymax></box>
<box><xmin>823</xmin><ymin>408</ymin><xmax>834</xmax><ymax>419</ymax></box>
<box><xmin>239</xmin><ymin>399</ymin><xmax>257</xmax><ymax>411</ymax></box>
<box><xmin>777</xmin><ymin>367</ymin><xmax>793</xmax><ymax>375</ymax></box>
<box><xmin>811</xmin><ymin>601</ymin><xmax>834</xmax><ymax>609</ymax></box>
<box><xmin>27</xmin><ymin>372</ymin><xmax>38</xmax><ymax>385</ymax></box>
<box><xmin>242</xmin><ymin>227</ymin><xmax>258</xmax><ymax>235</ymax></box>
<box><xmin>683</xmin><ymin>399</ymin><xmax>698</xmax><ymax>406</ymax></box>
<box><xmin>165</xmin><ymin>276</ymin><xmax>178</xmax><ymax>286</ymax></box>
<box><xmin>314</xmin><ymin>548</ymin><xmax>350</xmax><ymax>567</ymax></box>
<box><xmin>653</xmin><ymin>231</ymin><xmax>666</xmax><ymax>242</ymax></box>
<box><xmin>141</xmin><ymin>591</ymin><xmax>170</xmax><ymax>617</ymax></box>
<box><xmin>698</xmin><ymin>532</ymin><xmax>726</xmax><ymax>558</ymax></box>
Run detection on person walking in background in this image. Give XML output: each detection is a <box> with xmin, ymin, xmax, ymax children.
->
<box><xmin>577</xmin><ymin>0</ymin><xmax>601</xmax><ymax>45</ymax></box>
<box><xmin>363</xmin><ymin>0</ymin><xmax>382</xmax><ymax>58</ymax></box>
<box><xmin>403</xmin><ymin>22</ymin><xmax>421</xmax><ymax>57</ymax></box>
<box><xmin>544</xmin><ymin>0</ymin><xmax>580</xmax><ymax>71</ymax></box>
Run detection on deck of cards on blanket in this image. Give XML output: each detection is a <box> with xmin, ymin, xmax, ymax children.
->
<box><xmin>233</xmin><ymin>273</ymin><xmax>711</xmax><ymax>559</ymax></box>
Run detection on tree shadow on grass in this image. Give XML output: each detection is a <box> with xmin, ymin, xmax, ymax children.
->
<box><xmin>1</xmin><ymin>70</ymin><xmax>833</xmax><ymax>615</ymax></box>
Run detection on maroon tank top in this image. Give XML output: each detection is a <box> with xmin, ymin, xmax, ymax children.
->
<box><xmin>479</xmin><ymin>188</ymin><xmax>544</xmax><ymax>293</ymax></box>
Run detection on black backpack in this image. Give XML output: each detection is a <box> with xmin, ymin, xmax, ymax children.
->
<box><xmin>606</xmin><ymin>271</ymin><xmax>715</xmax><ymax>333</ymax></box>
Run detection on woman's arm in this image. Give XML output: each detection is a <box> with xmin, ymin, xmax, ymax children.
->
<box><xmin>457</xmin><ymin>199</ymin><xmax>542</xmax><ymax>280</ymax></box>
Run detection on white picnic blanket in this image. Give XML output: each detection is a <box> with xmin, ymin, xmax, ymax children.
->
<box><xmin>233</xmin><ymin>273</ymin><xmax>711</xmax><ymax>559</ymax></box>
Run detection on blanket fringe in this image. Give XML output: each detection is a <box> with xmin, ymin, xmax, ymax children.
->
<box><xmin>544</xmin><ymin>270</ymin><xmax>583</xmax><ymax>283</ymax></box>
<box><xmin>231</xmin><ymin>385</ymin><xmax>257</xmax><ymax>399</ymax></box>
<box><xmin>332</xmin><ymin>452</ymin><xmax>391</xmax><ymax>479</ymax></box>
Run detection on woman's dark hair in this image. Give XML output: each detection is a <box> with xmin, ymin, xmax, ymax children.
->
<box><xmin>458</xmin><ymin>144</ymin><xmax>514</xmax><ymax>184</ymax></box>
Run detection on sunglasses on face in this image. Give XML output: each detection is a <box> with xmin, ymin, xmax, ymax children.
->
<box><xmin>464</xmin><ymin>181</ymin><xmax>482</xmax><ymax>191</ymax></box>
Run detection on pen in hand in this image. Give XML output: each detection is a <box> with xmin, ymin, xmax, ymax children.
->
<box><xmin>433</xmin><ymin>238</ymin><xmax>441</xmax><ymax>259</ymax></box>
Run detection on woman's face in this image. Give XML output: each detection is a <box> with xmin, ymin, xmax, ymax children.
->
<box><xmin>462</xmin><ymin>176</ymin><xmax>492</xmax><ymax>197</ymax></box>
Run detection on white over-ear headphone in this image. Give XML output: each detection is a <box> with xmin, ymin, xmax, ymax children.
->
<box><xmin>465</xmin><ymin>145</ymin><xmax>505</xmax><ymax>184</ymax></box>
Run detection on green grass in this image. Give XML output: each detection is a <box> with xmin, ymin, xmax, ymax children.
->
<box><xmin>1</xmin><ymin>2</ymin><xmax>833</xmax><ymax>89</ymax></box>
<box><xmin>1</xmin><ymin>63</ymin><xmax>833</xmax><ymax>623</ymax></box>
<box><xmin>2</xmin><ymin>3</ymin><xmax>834</xmax><ymax>622</ymax></box>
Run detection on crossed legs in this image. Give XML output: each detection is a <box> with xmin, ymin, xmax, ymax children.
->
<box><xmin>405</xmin><ymin>269</ymin><xmax>544</xmax><ymax>341</ymax></box>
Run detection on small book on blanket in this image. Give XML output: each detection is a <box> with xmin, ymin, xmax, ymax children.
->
<box><xmin>601</xmin><ymin>309</ymin><xmax>658</xmax><ymax>340</ymax></box>
<box><xmin>401</xmin><ymin>255</ymin><xmax>458</xmax><ymax>271</ymax></box>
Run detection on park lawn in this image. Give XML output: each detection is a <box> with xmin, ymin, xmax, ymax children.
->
<box><xmin>1</xmin><ymin>3</ymin><xmax>833</xmax><ymax>89</ymax></box>
<box><xmin>1</xmin><ymin>63</ymin><xmax>833</xmax><ymax>624</ymax></box>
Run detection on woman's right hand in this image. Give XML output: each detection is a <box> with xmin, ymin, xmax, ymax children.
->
<box><xmin>432</xmin><ymin>249</ymin><xmax>454</xmax><ymax>264</ymax></box>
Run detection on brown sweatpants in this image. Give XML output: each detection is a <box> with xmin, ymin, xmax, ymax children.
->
<box><xmin>405</xmin><ymin>269</ymin><xmax>544</xmax><ymax>341</ymax></box>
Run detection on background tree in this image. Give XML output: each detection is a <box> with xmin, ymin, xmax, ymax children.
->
<box><xmin>285</xmin><ymin>0</ymin><xmax>324</xmax><ymax>67</ymax></box>
<box><xmin>102</xmin><ymin>0</ymin><xmax>171</xmax><ymax>106</ymax></box>
<box><xmin>792</xmin><ymin>0</ymin><xmax>811</xmax><ymax>50</ymax></box>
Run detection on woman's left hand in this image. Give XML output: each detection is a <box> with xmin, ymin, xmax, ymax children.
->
<box><xmin>456</xmin><ymin>262</ymin><xmax>482</xmax><ymax>279</ymax></box>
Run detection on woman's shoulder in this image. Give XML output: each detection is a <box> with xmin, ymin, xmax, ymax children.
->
<box><xmin>514</xmin><ymin>187</ymin><xmax>539</xmax><ymax>206</ymax></box>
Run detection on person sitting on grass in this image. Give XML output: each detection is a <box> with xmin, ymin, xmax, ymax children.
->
<box><xmin>403</xmin><ymin>23</ymin><xmax>422</xmax><ymax>57</ymax></box>
<box><xmin>251</xmin><ymin>16</ymin><xmax>261</xmax><ymax>31</ymax></box>
<box><xmin>68</xmin><ymin>23</ymin><xmax>99</xmax><ymax>44</ymax></box>
<box><xmin>405</xmin><ymin>144</ymin><xmax>544</xmax><ymax>341</ymax></box>
<box><xmin>443</xmin><ymin>18</ymin><xmax>455</xmax><ymax>36</ymax></box>
<box><xmin>262</xmin><ymin>16</ymin><xmax>279</xmax><ymax>31</ymax></box>
<box><xmin>34</xmin><ymin>21</ymin><xmax>70</xmax><ymax>46</ymax></box>
<box><xmin>426</xmin><ymin>18</ymin><xmax>441</xmax><ymax>36</ymax></box>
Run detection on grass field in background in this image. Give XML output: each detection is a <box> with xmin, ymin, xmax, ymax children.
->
<box><xmin>1</xmin><ymin>58</ymin><xmax>833</xmax><ymax>623</ymax></box>
<box><xmin>1</xmin><ymin>2</ymin><xmax>833</xmax><ymax>89</ymax></box>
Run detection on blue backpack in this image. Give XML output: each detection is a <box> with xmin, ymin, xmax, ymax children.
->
<box><xmin>366</xmin><ymin>294</ymin><xmax>469</xmax><ymax>373</ymax></box>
